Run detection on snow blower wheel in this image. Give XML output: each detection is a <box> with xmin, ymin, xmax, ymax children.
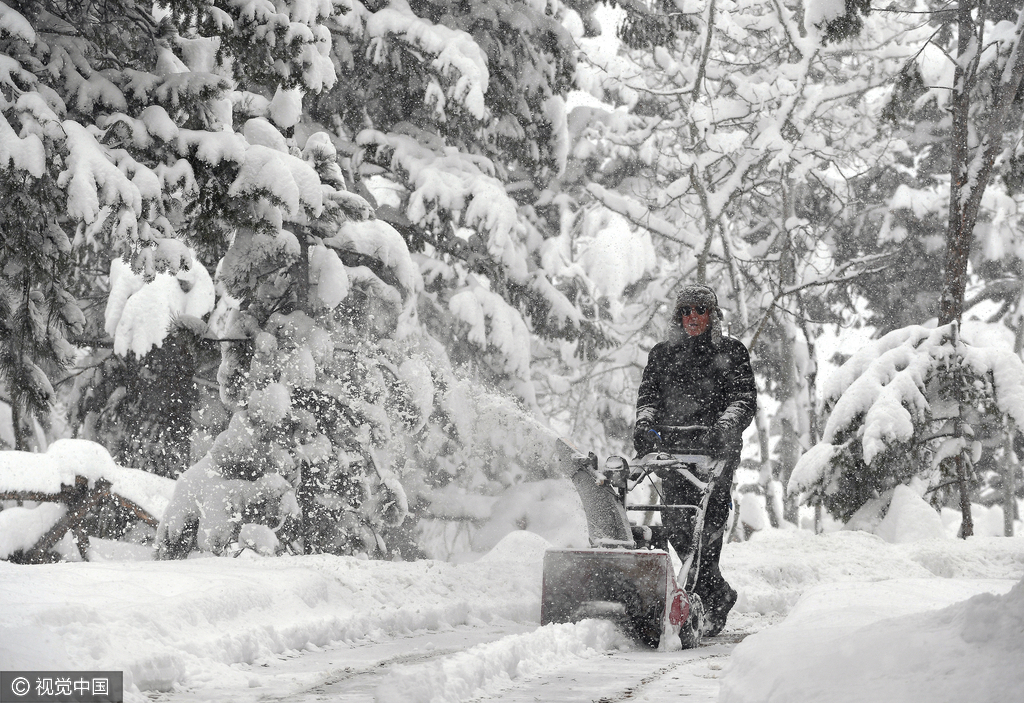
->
<box><xmin>679</xmin><ymin>592</ymin><xmax>704</xmax><ymax>649</ymax></box>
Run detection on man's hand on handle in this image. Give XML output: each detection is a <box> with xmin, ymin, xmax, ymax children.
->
<box><xmin>632</xmin><ymin>424</ymin><xmax>661</xmax><ymax>456</ymax></box>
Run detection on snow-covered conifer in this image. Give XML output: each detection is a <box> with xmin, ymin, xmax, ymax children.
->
<box><xmin>310</xmin><ymin>0</ymin><xmax>613</xmax><ymax>411</ymax></box>
<box><xmin>790</xmin><ymin>323</ymin><xmax>1024</xmax><ymax>524</ymax></box>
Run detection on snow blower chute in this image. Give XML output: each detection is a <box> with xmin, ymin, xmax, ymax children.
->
<box><xmin>542</xmin><ymin>427</ymin><xmax>726</xmax><ymax>649</ymax></box>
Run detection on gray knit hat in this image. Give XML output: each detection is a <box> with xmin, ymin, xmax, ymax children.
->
<box><xmin>669</xmin><ymin>284</ymin><xmax>723</xmax><ymax>346</ymax></box>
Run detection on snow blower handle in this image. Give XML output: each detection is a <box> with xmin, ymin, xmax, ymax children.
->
<box><xmin>647</xmin><ymin>425</ymin><xmax>713</xmax><ymax>454</ymax></box>
<box><xmin>631</xmin><ymin>426</ymin><xmax>721</xmax><ymax>484</ymax></box>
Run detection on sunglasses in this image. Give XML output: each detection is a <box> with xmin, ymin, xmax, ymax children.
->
<box><xmin>680</xmin><ymin>305</ymin><xmax>708</xmax><ymax>317</ymax></box>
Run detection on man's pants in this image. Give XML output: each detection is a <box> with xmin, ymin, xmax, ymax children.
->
<box><xmin>660</xmin><ymin>452</ymin><xmax>737</xmax><ymax>608</ymax></box>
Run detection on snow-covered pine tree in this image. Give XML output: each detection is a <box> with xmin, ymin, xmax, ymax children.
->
<box><xmin>134</xmin><ymin>0</ymin><xmax>443</xmax><ymax>558</ymax></box>
<box><xmin>0</xmin><ymin>1</ymin><xmax>86</xmax><ymax>448</ymax></box>
<box><xmin>789</xmin><ymin>323</ymin><xmax>1024</xmax><ymax>530</ymax></box>
<box><xmin>0</xmin><ymin>0</ymin><xmax>434</xmax><ymax>556</ymax></box>
<box><xmin>311</xmin><ymin>0</ymin><xmax>613</xmax><ymax>409</ymax></box>
<box><xmin>0</xmin><ymin>0</ymin><xmax>337</xmax><ymax>457</ymax></box>
<box><xmin>0</xmin><ymin>166</ymin><xmax>83</xmax><ymax>450</ymax></box>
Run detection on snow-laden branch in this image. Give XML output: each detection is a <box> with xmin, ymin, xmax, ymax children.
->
<box><xmin>364</xmin><ymin>0</ymin><xmax>489</xmax><ymax>119</ymax></box>
<box><xmin>747</xmin><ymin>255</ymin><xmax>890</xmax><ymax>348</ymax></box>
<box><xmin>448</xmin><ymin>278</ymin><xmax>531</xmax><ymax>380</ymax></box>
<box><xmin>585</xmin><ymin>183</ymin><xmax>700</xmax><ymax>246</ymax></box>
<box><xmin>359</xmin><ymin>130</ymin><xmax>529</xmax><ymax>281</ymax></box>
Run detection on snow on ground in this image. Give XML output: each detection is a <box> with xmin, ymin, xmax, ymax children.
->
<box><xmin>722</xmin><ymin>576</ymin><xmax>1022</xmax><ymax>703</ymax></box>
<box><xmin>722</xmin><ymin>531</ymin><xmax>1024</xmax><ymax>703</ymax></box>
<box><xmin>0</xmin><ymin>531</ymin><xmax>556</xmax><ymax>700</ymax></box>
<box><xmin>1</xmin><ymin>519</ymin><xmax>1022</xmax><ymax>703</ymax></box>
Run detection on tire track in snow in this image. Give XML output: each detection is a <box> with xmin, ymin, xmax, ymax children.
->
<box><xmin>147</xmin><ymin>624</ymin><xmax>749</xmax><ymax>703</ymax></box>
<box><xmin>268</xmin><ymin>624</ymin><xmax>538</xmax><ymax>703</ymax></box>
<box><xmin>593</xmin><ymin>659</ymin><xmax>703</xmax><ymax>703</ymax></box>
<box><xmin>466</xmin><ymin>633</ymin><xmax>750</xmax><ymax>703</ymax></box>
<box><xmin>373</xmin><ymin>625</ymin><xmax>751</xmax><ymax>703</ymax></box>
<box><xmin>592</xmin><ymin>650</ymin><xmax>735</xmax><ymax>703</ymax></box>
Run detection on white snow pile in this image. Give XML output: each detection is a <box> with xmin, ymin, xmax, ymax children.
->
<box><xmin>0</xmin><ymin>530</ymin><xmax>593</xmax><ymax>703</ymax></box>
<box><xmin>873</xmin><ymin>483</ymin><xmax>947</xmax><ymax>543</ymax></box>
<box><xmin>375</xmin><ymin>619</ymin><xmax>627</xmax><ymax>703</ymax></box>
<box><xmin>724</xmin><ymin>529</ymin><xmax>1024</xmax><ymax>617</ymax></box>
<box><xmin>721</xmin><ymin>574</ymin><xmax>1024</xmax><ymax>703</ymax></box>
<box><xmin>0</xmin><ymin>440</ymin><xmax>175</xmax><ymax>559</ymax></box>
<box><xmin>722</xmin><ymin>528</ymin><xmax>1024</xmax><ymax>703</ymax></box>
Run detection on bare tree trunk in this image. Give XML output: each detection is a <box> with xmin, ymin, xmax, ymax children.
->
<box><xmin>1004</xmin><ymin>420</ymin><xmax>1017</xmax><ymax>537</ymax></box>
<box><xmin>294</xmin><ymin>232</ymin><xmax>314</xmax><ymax>551</ymax></box>
<box><xmin>798</xmin><ymin>300</ymin><xmax>822</xmax><ymax>532</ymax></box>
<box><xmin>774</xmin><ymin>309</ymin><xmax>804</xmax><ymax>526</ymax></box>
<box><xmin>938</xmin><ymin>0</ymin><xmax>978</xmax><ymax>327</ymax></box>
<box><xmin>798</xmin><ymin>298</ymin><xmax>820</xmax><ymax>444</ymax></box>
<box><xmin>1008</xmin><ymin>307</ymin><xmax>1024</xmax><ymax>536</ymax></box>
<box><xmin>939</xmin><ymin>5</ymin><xmax>1024</xmax><ymax>538</ymax></box>
<box><xmin>755</xmin><ymin>402</ymin><xmax>780</xmax><ymax>528</ymax></box>
<box><xmin>12</xmin><ymin>402</ymin><xmax>31</xmax><ymax>452</ymax></box>
<box><xmin>775</xmin><ymin>177</ymin><xmax>802</xmax><ymax>526</ymax></box>
<box><xmin>950</xmin><ymin>323</ymin><xmax>975</xmax><ymax>538</ymax></box>
<box><xmin>940</xmin><ymin>6</ymin><xmax>979</xmax><ymax>539</ymax></box>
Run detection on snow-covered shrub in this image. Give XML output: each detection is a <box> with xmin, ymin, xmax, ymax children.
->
<box><xmin>158</xmin><ymin>209</ymin><xmax>425</xmax><ymax>558</ymax></box>
<box><xmin>790</xmin><ymin>323</ymin><xmax>1024</xmax><ymax>522</ymax></box>
<box><xmin>0</xmin><ymin>439</ymin><xmax>175</xmax><ymax>562</ymax></box>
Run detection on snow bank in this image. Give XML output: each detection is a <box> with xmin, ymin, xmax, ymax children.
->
<box><xmin>0</xmin><ymin>504</ymin><xmax>66</xmax><ymax>558</ymax></box>
<box><xmin>375</xmin><ymin>619</ymin><xmax>627</xmax><ymax>703</ymax></box>
<box><xmin>720</xmin><ymin>576</ymin><xmax>1023</xmax><ymax>703</ymax></box>
<box><xmin>723</xmin><ymin>529</ymin><xmax>1024</xmax><ymax>616</ymax></box>
<box><xmin>874</xmin><ymin>484</ymin><xmax>946</xmax><ymax>543</ymax></box>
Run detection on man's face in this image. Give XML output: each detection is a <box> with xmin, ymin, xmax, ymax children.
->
<box><xmin>681</xmin><ymin>305</ymin><xmax>710</xmax><ymax>336</ymax></box>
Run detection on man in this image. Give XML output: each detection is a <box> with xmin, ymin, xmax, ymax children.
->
<box><xmin>632</xmin><ymin>284</ymin><xmax>757</xmax><ymax>637</ymax></box>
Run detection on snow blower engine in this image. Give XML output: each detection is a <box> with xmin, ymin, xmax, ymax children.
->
<box><xmin>542</xmin><ymin>426</ymin><xmax>726</xmax><ymax>649</ymax></box>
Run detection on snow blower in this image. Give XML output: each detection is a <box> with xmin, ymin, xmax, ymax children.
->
<box><xmin>542</xmin><ymin>427</ymin><xmax>726</xmax><ymax>649</ymax></box>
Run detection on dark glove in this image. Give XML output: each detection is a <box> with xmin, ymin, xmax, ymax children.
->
<box><xmin>633</xmin><ymin>424</ymin><xmax>661</xmax><ymax>456</ymax></box>
<box><xmin>700</xmin><ymin>425</ymin><xmax>725</xmax><ymax>453</ymax></box>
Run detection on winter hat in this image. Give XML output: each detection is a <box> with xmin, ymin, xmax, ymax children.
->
<box><xmin>669</xmin><ymin>284</ymin><xmax>723</xmax><ymax>346</ymax></box>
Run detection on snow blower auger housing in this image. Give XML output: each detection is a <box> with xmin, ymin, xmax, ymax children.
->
<box><xmin>542</xmin><ymin>427</ymin><xmax>726</xmax><ymax>650</ymax></box>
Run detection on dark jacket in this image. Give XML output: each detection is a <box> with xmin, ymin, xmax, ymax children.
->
<box><xmin>635</xmin><ymin>331</ymin><xmax>756</xmax><ymax>453</ymax></box>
